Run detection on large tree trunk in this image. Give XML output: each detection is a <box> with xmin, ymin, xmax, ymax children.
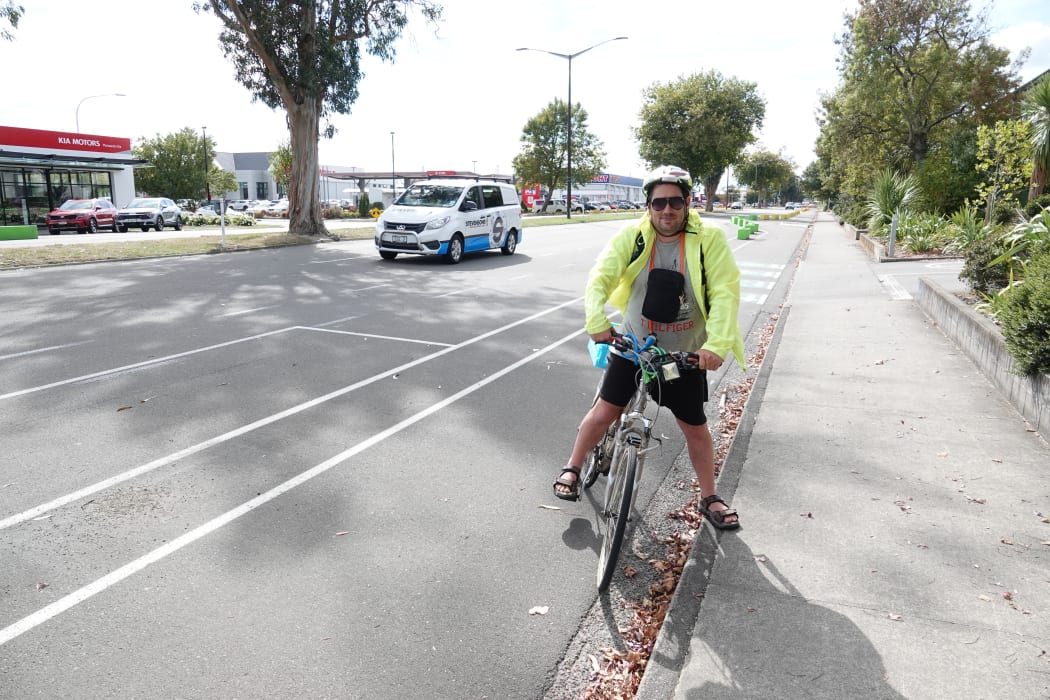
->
<box><xmin>287</xmin><ymin>100</ymin><xmax>328</xmax><ymax>236</ymax></box>
<box><xmin>1030</xmin><ymin>164</ymin><xmax>1047</xmax><ymax>202</ymax></box>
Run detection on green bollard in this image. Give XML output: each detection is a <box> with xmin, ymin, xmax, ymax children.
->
<box><xmin>737</xmin><ymin>227</ymin><xmax>750</xmax><ymax>240</ymax></box>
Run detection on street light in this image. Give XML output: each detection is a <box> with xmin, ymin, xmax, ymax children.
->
<box><xmin>202</xmin><ymin>126</ymin><xmax>211</xmax><ymax>202</ymax></box>
<box><xmin>75</xmin><ymin>93</ymin><xmax>125</xmax><ymax>133</ymax></box>
<box><xmin>517</xmin><ymin>37</ymin><xmax>627</xmax><ymax>219</ymax></box>
<box><xmin>390</xmin><ymin>131</ymin><xmax>396</xmax><ymax>201</ymax></box>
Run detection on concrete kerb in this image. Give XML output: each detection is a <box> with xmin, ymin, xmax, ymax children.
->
<box><xmin>635</xmin><ymin>302</ymin><xmax>793</xmax><ymax>699</ymax></box>
<box><xmin>635</xmin><ymin>219</ymin><xmax>814</xmax><ymax>698</ymax></box>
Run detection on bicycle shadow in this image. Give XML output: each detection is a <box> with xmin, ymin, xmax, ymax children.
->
<box><xmin>649</xmin><ymin>530</ymin><xmax>905</xmax><ymax>699</ymax></box>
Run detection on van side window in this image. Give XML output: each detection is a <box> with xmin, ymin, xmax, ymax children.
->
<box><xmin>501</xmin><ymin>186</ymin><xmax>519</xmax><ymax>205</ymax></box>
<box><xmin>463</xmin><ymin>187</ymin><xmax>482</xmax><ymax>209</ymax></box>
<box><xmin>481</xmin><ymin>185</ymin><xmax>503</xmax><ymax>209</ymax></box>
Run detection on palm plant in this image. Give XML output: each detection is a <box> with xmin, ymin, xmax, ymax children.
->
<box><xmin>991</xmin><ymin>207</ymin><xmax>1050</xmax><ymax>283</ymax></box>
<box><xmin>865</xmin><ymin>169</ymin><xmax>922</xmax><ymax>236</ymax></box>
<box><xmin>1023</xmin><ymin>72</ymin><xmax>1050</xmax><ymax>201</ymax></box>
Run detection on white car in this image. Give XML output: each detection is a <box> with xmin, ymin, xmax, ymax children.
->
<box><xmin>264</xmin><ymin>200</ymin><xmax>290</xmax><ymax>217</ymax></box>
<box><xmin>533</xmin><ymin>198</ymin><xmax>583</xmax><ymax>214</ymax></box>
<box><xmin>115</xmin><ymin>197</ymin><xmax>183</xmax><ymax>232</ymax></box>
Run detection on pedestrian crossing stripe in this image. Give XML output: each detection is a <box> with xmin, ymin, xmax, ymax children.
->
<box><xmin>741</xmin><ymin>292</ymin><xmax>768</xmax><ymax>304</ymax></box>
<box><xmin>737</xmin><ymin>262</ymin><xmax>785</xmax><ymax>270</ymax></box>
<box><xmin>741</xmin><ymin>279</ymin><xmax>775</xmax><ymax>290</ymax></box>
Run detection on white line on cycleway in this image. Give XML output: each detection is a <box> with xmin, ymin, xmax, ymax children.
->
<box><xmin>0</xmin><ymin>317</ymin><xmax>587</xmax><ymax>647</ymax></box>
<box><xmin>0</xmin><ymin>341</ymin><xmax>93</xmax><ymax>362</ymax></box>
<box><xmin>0</xmin><ymin>298</ymin><xmax>580</xmax><ymax>531</ymax></box>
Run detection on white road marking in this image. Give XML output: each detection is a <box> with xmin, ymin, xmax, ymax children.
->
<box><xmin>0</xmin><ymin>298</ymin><xmax>582</xmax><ymax>531</ymax></box>
<box><xmin>217</xmin><ymin>305</ymin><xmax>277</xmax><ymax>318</ymax></box>
<box><xmin>878</xmin><ymin>274</ymin><xmax>912</xmax><ymax>300</ymax></box>
<box><xmin>0</xmin><ymin>341</ymin><xmax>93</xmax><ymax>361</ymax></box>
<box><xmin>0</xmin><ymin>328</ymin><xmax>298</xmax><ymax>402</ymax></box>
<box><xmin>302</xmin><ymin>326</ymin><xmax>454</xmax><ymax>347</ymax></box>
<box><xmin>0</xmin><ymin>321</ymin><xmax>587</xmax><ymax>647</ymax></box>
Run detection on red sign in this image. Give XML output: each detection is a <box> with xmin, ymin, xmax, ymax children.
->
<box><xmin>0</xmin><ymin>125</ymin><xmax>132</xmax><ymax>153</ymax></box>
<box><xmin>426</xmin><ymin>170</ymin><xmax>458</xmax><ymax>176</ymax></box>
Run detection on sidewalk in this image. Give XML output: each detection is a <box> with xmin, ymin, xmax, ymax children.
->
<box><xmin>639</xmin><ymin>212</ymin><xmax>1050</xmax><ymax>698</ymax></box>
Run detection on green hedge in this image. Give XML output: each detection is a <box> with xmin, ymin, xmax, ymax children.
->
<box><xmin>999</xmin><ymin>248</ymin><xmax>1050</xmax><ymax>375</ymax></box>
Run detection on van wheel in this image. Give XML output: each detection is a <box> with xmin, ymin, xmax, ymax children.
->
<box><xmin>501</xmin><ymin>231</ymin><xmax>517</xmax><ymax>256</ymax></box>
<box><xmin>379</xmin><ymin>251</ymin><xmax>398</xmax><ymax>260</ymax></box>
<box><xmin>445</xmin><ymin>234</ymin><xmax>464</xmax><ymax>264</ymax></box>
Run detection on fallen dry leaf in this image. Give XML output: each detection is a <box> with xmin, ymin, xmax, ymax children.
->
<box><xmin>1001</xmin><ymin>538</ymin><xmax>1015</xmax><ymax>546</ymax></box>
<box><xmin>936</xmin><ymin>450</ymin><xmax>949</xmax><ymax>458</ymax></box>
<box><xmin>528</xmin><ymin>606</ymin><xmax>549</xmax><ymax>616</ymax></box>
<box><xmin>538</xmin><ymin>504</ymin><xmax>561</xmax><ymax>511</ymax></box>
<box><xmin>800</xmin><ymin>512</ymin><xmax>813</xmax><ymax>519</ymax></box>
<box><xmin>978</xmin><ymin>594</ymin><xmax>993</xmax><ymax>602</ymax></box>
<box><xmin>333</xmin><ymin>531</ymin><xmax>349</xmax><ymax>537</ymax></box>
<box><xmin>623</xmin><ymin>566</ymin><xmax>638</xmax><ymax>579</ymax></box>
<box><xmin>888</xmin><ymin>613</ymin><xmax>903</xmax><ymax>621</ymax></box>
<box><xmin>116</xmin><ymin>405</ymin><xmax>132</xmax><ymax>412</ymax></box>
<box><xmin>35</xmin><ymin>582</ymin><xmax>48</xmax><ymax>590</ymax></box>
<box><xmin>991</xmin><ymin>457</ymin><xmax>1003</xmax><ymax>463</ymax></box>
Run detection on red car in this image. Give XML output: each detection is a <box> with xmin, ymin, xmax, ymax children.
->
<box><xmin>45</xmin><ymin>198</ymin><xmax>119</xmax><ymax>234</ymax></box>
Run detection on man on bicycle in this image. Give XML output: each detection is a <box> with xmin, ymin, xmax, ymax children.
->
<box><xmin>553</xmin><ymin>165</ymin><xmax>745</xmax><ymax>530</ymax></box>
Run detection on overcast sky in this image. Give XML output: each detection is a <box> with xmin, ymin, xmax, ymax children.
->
<box><xmin>2</xmin><ymin>0</ymin><xmax>1048</xmax><ymax>179</ymax></box>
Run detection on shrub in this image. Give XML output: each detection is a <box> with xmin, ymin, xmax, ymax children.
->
<box><xmin>959</xmin><ymin>236</ymin><xmax>1011</xmax><ymax>295</ymax></box>
<box><xmin>1025</xmin><ymin>193</ymin><xmax>1050</xmax><ymax>218</ymax></box>
<box><xmin>992</xmin><ymin>199</ymin><xmax>1025</xmax><ymax>225</ymax></box>
<box><xmin>357</xmin><ymin>193</ymin><xmax>371</xmax><ymax>216</ymax></box>
<box><xmin>866</xmin><ymin>169</ymin><xmax>922</xmax><ymax>235</ymax></box>
<box><xmin>898</xmin><ymin>211</ymin><xmax>948</xmax><ymax>253</ymax></box>
<box><xmin>945</xmin><ymin>202</ymin><xmax>993</xmax><ymax>254</ymax></box>
<box><xmin>998</xmin><ymin>248</ymin><xmax>1050</xmax><ymax>375</ymax></box>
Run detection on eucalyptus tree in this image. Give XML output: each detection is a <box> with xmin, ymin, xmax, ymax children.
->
<box><xmin>635</xmin><ymin>70</ymin><xmax>765</xmax><ymax>212</ymax></box>
<box><xmin>194</xmin><ymin>0</ymin><xmax>442</xmax><ymax>235</ymax></box>
<box><xmin>1</xmin><ymin>0</ymin><xmax>21</xmax><ymax>41</ymax></box>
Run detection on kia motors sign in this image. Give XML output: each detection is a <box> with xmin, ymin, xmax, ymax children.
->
<box><xmin>0</xmin><ymin>125</ymin><xmax>132</xmax><ymax>154</ymax></box>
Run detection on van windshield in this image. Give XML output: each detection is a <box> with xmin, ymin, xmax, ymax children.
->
<box><xmin>396</xmin><ymin>185</ymin><xmax>462</xmax><ymax>208</ymax></box>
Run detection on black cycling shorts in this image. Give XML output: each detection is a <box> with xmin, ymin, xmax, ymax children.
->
<box><xmin>598</xmin><ymin>352</ymin><xmax>708</xmax><ymax>426</ymax></box>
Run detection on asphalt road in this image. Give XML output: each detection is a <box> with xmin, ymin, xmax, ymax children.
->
<box><xmin>0</xmin><ymin>213</ymin><xmax>941</xmax><ymax>697</ymax></box>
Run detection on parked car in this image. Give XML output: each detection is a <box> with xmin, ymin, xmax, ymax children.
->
<box><xmin>176</xmin><ymin>199</ymin><xmax>196</xmax><ymax>211</ymax></box>
<box><xmin>116</xmin><ymin>197</ymin><xmax>183</xmax><ymax>232</ymax></box>
<box><xmin>196</xmin><ymin>201</ymin><xmax>222</xmax><ymax>215</ymax></box>
<box><xmin>247</xmin><ymin>200</ymin><xmax>273</xmax><ymax>217</ymax></box>
<box><xmin>45</xmin><ymin>198</ymin><xmax>119</xmax><ymax>234</ymax></box>
<box><xmin>729</xmin><ymin>201</ymin><xmax>744</xmax><ymax>210</ymax></box>
<box><xmin>615</xmin><ymin>200</ymin><xmax>636</xmax><ymax>210</ymax></box>
<box><xmin>532</xmin><ymin>198</ymin><xmax>582</xmax><ymax>214</ymax></box>
<box><xmin>584</xmin><ymin>202</ymin><xmax>602</xmax><ymax>212</ymax></box>
<box><xmin>265</xmin><ymin>199</ymin><xmax>290</xmax><ymax>217</ymax></box>
<box><xmin>785</xmin><ymin>202</ymin><xmax>797</xmax><ymax>210</ymax></box>
<box><xmin>227</xmin><ymin>199</ymin><xmax>251</xmax><ymax>211</ymax></box>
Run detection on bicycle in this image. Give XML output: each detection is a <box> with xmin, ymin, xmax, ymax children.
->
<box><xmin>580</xmin><ymin>331</ymin><xmax>700</xmax><ymax>592</ymax></box>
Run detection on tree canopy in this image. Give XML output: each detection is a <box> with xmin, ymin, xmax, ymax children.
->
<box><xmin>195</xmin><ymin>0</ymin><xmax>442</xmax><ymax>235</ymax></box>
<box><xmin>134</xmin><ymin>128</ymin><xmax>225</xmax><ymax>201</ymax></box>
<box><xmin>818</xmin><ymin>0</ymin><xmax>1021</xmax><ymax>207</ymax></box>
<box><xmin>512</xmin><ymin>98</ymin><xmax>606</xmax><ymax>211</ymax></box>
<box><xmin>1</xmin><ymin>1</ymin><xmax>21</xmax><ymax>41</ymax></box>
<box><xmin>734</xmin><ymin>149</ymin><xmax>796</xmax><ymax>205</ymax></box>
<box><xmin>634</xmin><ymin>70</ymin><xmax>765</xmax><ymax>211</ymax></box>
<box><xmin>1022</xmin><ymin>72</ymin><xmax>1050</xmax><ymax>199</ymax></box>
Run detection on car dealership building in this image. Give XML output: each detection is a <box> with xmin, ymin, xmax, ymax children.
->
<box><xmin>0</xmin><ymin>125</ymin><xmax>143</xmax><ymax>228</ymax></box>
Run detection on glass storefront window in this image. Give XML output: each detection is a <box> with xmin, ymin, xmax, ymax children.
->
<box><xmin>0</xmin><ymin>168</ymin><xmax>114</xmax><ymax>226</ymax></box>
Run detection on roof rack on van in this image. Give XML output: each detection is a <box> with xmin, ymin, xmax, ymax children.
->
<box><xmin>422</xmin><ymin>170</ymin><xmax>514</xmax><ymax>184</ymax></box>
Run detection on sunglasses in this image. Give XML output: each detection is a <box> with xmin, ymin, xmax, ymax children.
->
<box><xmin>649</xmin><ymin>196</ymin><xmax>687</xmax><ymax>211</ymax></box>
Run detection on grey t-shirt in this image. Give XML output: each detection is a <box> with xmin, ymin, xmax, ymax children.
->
<box><xmin>622</xmin><ymin>237</ymin><xmax>707</xmax><ymax>353</ymax></box>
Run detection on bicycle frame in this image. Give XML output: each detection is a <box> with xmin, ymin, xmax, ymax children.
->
<box><xmin>599</xmin><ymin>363</ymin><xmax>661</xmax><ymax>522</ymax></box>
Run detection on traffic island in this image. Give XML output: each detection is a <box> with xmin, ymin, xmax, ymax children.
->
<box><xmin>0</xmin><ymin>225</ymin><xmax>38</xmax><ymax>241</ymax></box>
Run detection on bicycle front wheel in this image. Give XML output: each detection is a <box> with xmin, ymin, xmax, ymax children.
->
<box><xmin>596</xmin><ymin>444</ymin><xmax>637</xmax><ymax>592</ymax></box>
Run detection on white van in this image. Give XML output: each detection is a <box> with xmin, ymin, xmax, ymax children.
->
<box><xmin>374</xmin><ymin>179</ymin><xmax>522</xmax><ymax>264</ymax></box>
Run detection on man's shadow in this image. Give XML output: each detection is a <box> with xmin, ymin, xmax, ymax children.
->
<box><xmin>650</xmin><ymin>529</ymin><xmax>905</xmax><ymax>699</ymax></box>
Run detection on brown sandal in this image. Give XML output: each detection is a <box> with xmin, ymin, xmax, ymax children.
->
<box><xmin>553</xmin><ymin>467</ymin><xmax>581</xmax><ymax>502</ymax></box>
<box><xmin>700</xmin><ymin>494</ymin><xmax>740</xmax><ymax>530</ymax></box>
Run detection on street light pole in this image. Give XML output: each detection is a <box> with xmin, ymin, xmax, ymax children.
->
<box><xmin>517</xmin><ymin>37</ymin><xmax>627</xmax><ymax>219</ymax></box>
<box><xmin>202</xmin><ymin>126</ymin><xmax>211</xmax><ymax>202</ymax></box>
<box><xmin>75</xmin><ymin>93</ymin><xmax>125</xmax><ymax>133</ymax></box>
<box><xmin>390</xmin><ymin>131</ymin><xmax>396</xmax><ymax>202</ymax></box>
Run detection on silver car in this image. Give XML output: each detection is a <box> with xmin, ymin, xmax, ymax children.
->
<box><xmin>116</xmin><ymin>197</ymin><xmax>183</xmax><ymax>232</ymax></box>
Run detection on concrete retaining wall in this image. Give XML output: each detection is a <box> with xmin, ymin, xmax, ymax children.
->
<box><xmin>917</xmin><ymin>277</ymin><xmax>1049</xmax><ymax>440</ymax></box>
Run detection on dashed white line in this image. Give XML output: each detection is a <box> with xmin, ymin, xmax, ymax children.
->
<box><xmin>0</xmin><ymin>341</ymin><xmax>93</xmax><ymax>361</ymax></box>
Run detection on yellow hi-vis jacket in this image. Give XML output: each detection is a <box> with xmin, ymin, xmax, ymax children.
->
<box><xmin>584</xmin><ymin>210</ymin><xmax>747</xmax><ymax>370</ymax></box>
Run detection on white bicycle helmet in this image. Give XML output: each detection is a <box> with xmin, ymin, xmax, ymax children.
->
<box><xmin>642</xmin><ymin>165</ymin><xmax>693</xmax><ymax>200</ymax></box>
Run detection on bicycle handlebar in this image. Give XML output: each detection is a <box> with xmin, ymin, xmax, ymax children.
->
<box><xmin>599</xmin><ymin>330</ymin><xmax>699</xmax><ymax>371</ymax></box>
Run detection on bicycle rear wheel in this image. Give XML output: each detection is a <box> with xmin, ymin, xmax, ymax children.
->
<box><xmin>596</xmin><ymin>444</ymin><xmax>637</xmax><ymax>591</ymax></box>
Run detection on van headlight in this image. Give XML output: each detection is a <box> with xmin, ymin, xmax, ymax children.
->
<box><xmin>425</xmin><ymin>216</ymin><xmax>451</xmax><ymax>230</ymax></box>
